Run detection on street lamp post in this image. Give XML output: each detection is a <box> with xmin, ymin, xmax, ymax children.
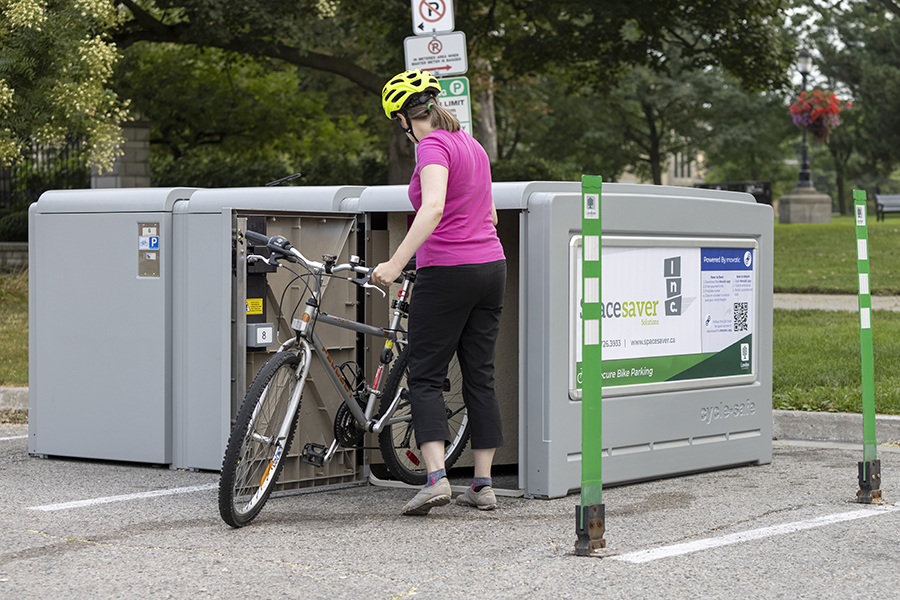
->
<box><xmin>797</xmin><ymin>49</ymin><xmax>813</xmax><ymax>189</ymax></box>
<box><xmin>778</xmin><ymin>49</ymin><xmax>831</xmax><ymax>223</ymax></box>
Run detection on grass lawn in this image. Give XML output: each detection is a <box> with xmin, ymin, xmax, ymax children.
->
<box><xmin>774</xmin><ymin>308</ymin><xmax>900</xmax><ymax>415</ymax></box>
<box><xmin>775</xmin><ymin>214</ymin><xmax>900</xmax><ymax>294</ymax></box>
<box><xmin>0</xmin><ymin>272</ymin><xmax>27</xmax><ymax>387</ymax></box>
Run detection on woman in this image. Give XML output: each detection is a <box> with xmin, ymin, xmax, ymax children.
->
<box><xmin>371</xmin><ymin>69</ymin><xmax>506</xmax><ymax>515</ymax></box>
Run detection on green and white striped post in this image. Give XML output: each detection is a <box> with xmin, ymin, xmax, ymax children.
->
<box><xmin>854</xmin><ymin>189</ymin><xmax>882</xmax><ymax>503</ymax></box>
<box><xmin>575</xmin><ymin>175</ymin><xmax>606</xmax><ymax>556</ymax></box>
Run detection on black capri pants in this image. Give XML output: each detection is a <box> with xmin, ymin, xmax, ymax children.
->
<box><xmin>407</xmin><ymin>259</ymin><xmax>506</xmax><ymax>450</ymax></box>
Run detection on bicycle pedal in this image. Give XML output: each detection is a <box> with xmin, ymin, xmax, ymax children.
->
<box><xmin>301</xmin><ymin>443</ymin><xmax>326</xmax><ymax>467</ymax></box>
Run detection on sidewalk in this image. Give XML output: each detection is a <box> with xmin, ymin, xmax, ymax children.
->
<box><xmin>774</xmin><ymin>292</ymin><xmax>900</xmax><ymax>311</ymax></box>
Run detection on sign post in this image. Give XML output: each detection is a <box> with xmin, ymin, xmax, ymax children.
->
<box><xmin>575</xmin><ymin>174</ymin><xmax>605</xmax><ymax>556</ymax></box>
<box><xmin>854</xmin><ymin>189</ymin><xmax>882</xmax><ymax>503</ymax></box>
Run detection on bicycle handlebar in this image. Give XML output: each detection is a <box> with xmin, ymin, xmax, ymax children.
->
<box><xmin>243</xmin><ymin>229</ymin><xmax>373</xmax><ymax>285</ymax></box>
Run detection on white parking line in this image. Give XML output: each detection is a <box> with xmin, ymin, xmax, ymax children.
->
<box><xmin>612</xmin><ymin>504</ymin><xmax>900</xmax><ymax>564</ymax></box>
<box><xmin>28</xmin><ymin>483</ymin><xmax>218</xmax><ymax>511</ymax></box>
<box><xmin>0</xmin><ymin>435</ymin><xmax>27</xmax><ymax>441</ymax></box>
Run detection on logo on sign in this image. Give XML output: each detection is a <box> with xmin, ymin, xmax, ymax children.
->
<box><xmin>664</xmin><ymin>257</ymin><xmax>682</xmax><ymax>316</ymax></box>
<box><xmin>419</xmin><ymin>0</ymin><xmax>446</xmax><ymax>22</ymax></box>
<box><xmin>139</xmin><ymin>236</ymin><xmax>159</xmax><ymax>250</ymax></box>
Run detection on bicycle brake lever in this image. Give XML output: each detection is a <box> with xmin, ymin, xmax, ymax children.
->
<box><xmin>348</xmin><ymin>270</ymin><xmax>386</xmax><ymax>298</ymax></box>
<box><xmin>361</xmin><ymin>281</ymin><xmax>386</xmax><ymax>298</ymax></box>
<box><xmin>247</xmin><ymin>253</ymin><xmax>280</xmax><ymax>267</ymax></box>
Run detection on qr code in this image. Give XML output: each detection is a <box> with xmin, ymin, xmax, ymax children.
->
<box><xmin>734</xmin><ymin>302</ymin><xmax>748</xmax><ymax>332</ymax></box>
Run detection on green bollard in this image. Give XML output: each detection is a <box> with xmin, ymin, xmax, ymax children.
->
<box><xmin>853</xmin><ymin>189</ymin><xmax>881</xmax><ymax>503</ymax></box>
<box><xmin>575</xmin><ymin>175</ymin><xmax>606</xmax><ymax>555</ymax></box>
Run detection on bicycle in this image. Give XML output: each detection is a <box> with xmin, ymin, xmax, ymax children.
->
<box><xmin>219</xmin><ymin>229</ymin><xmax>470</xmax><ymax>527</ymax></box>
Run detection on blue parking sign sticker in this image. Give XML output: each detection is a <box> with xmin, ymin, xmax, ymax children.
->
<box><xmin>139</xmin><ymin>236</ymin><xmax>160</xmax><ymax>250</ymax></box>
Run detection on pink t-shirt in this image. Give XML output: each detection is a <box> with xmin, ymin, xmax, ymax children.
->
<box><xmin>408</xmin><ymin>129</ymin><xmax>505</xmax><ymax>268</ymax></box>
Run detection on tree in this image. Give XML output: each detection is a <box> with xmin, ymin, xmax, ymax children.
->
<box><xmin>806</xmin><ymin>1</ymin><xmax>900</xmax><ymax>169</ymax></box>
<box><xmin>109</xmin><ymin>1</ymin><xmax>798</xmax><ymax>182</ymax></box>
<box><xmin>491</xmin><ymin>75</ymin><xmax>632</xmax><ymax>181</ymax></box>
<box><xmin>490</xmin><ymin>0</ymin><xmax>795</xmax><ymax>91</ymax></box>
<box><xmin>702</xmin><ymin>79</ymin><xmax>798</xmax><ymax>199</ymax></box>
<box><xmin>0</xmin><ymin>0</ymin><xmax>130</xmax><ymax>171</ymax></box>
<box><xmin>114</xmin><ymin>43</ymin><xmax>384</xmax><ymax>186</ymax></box>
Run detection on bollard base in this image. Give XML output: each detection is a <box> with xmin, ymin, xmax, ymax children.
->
<box><xmin>857</xmin><ymin>459</ymin><xmax>882</xmax><ymax>504</ymax></box>
<box><xmin>574</xmin><ymin>504</ymin><xmax>606</xmax><ymax>556</ymax></box>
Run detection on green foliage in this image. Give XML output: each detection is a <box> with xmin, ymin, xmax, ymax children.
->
<box><xmin>109</xmin><ymin>1</ymin><xmax>802</xmax><ymax>184</ymax></box>
<box><xmin>116</xmin><ymin>43</ymin><xmax>383</xmax><ymax>187</ymax></box>
<box><xmin>702</xmin><ymin>80</ymin><xmax>798</xmax><ymax>199</ymax></box>
<box><xmin>491</xmin><ymin>155</ymin><xmax>573</xmax><ymax>182</ymax></box>
<box><xmin>0</xmin><ymin>212</ymin><xmax>28</xmax><ymax>242</ymax></box>
<box><xmin>792</xmin><ymin>0</ymin><xmax>900</xmax><ymax>211</ymax></box>
<box><xmin>0</xmin><ymin>0</ymin><xmax>130</xmax><ymax>171</ymax></box>
<box><xmin>151</xmin><ymin>148</ymin><xmax>293</xmax><ymax>188</ymax></box>
<box><xmin>493</xmin><ymin>75</ymin><xmax>632</xmax><ymax>182</ymax></box>
<box><xmin>300</xmin><ymin>153</ymin><xmax>388</xmax><ymax>186</ymax></box>
<box><xmin>491</xmin><ymin>0</ymin><xmax>794</xmax><ymax>91</ymax></box>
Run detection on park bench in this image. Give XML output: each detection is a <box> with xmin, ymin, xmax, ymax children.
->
<box><xmin>875</xmin><ymin>194</ymin><xmax>900</xmax><ymax>221</ymax></box>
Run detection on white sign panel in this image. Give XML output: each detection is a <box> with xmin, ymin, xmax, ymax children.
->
<box><xmin>438</xmin><ymin>76</ymin><xmax>471</xmax><ymax>134</ymax></box>
<box><xmin>569</xmin><ymin>236</ymin><xmax>758</xmax><ymax>399</ymax></box>
<box><xmin>411</xmin><ymin>0</ymin><xmax>454</xmax><ymax>35</ymax></box>
<box><xmin>404</xmin><ymin>32</ymin><xmax>468</xmax><ymax>76</ymax></box>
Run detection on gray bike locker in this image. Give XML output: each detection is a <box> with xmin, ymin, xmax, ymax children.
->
<box><xmin>520</xmin><ymin>182</ymin><xmax>774</xmax><ymax>498</ymax></box>
<box><xmin>172</xmin><ymin>185</ymin><xmax>366</xmax><ymax>482</ymax></box>
<box><xmin>28</xmin><ymin>188</ymin><xmax>195</xmax><ymax>464</ymax></box>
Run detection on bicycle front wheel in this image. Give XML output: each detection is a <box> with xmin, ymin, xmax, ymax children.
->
<box><xmin>219</xmin><ymin>351</ymin><xmax>303</xmax><ymax>527</ymax></box>
<box><xmin>378</xmin><ymin>346</ymin><xmax>470</xmax><ymax>485</ymax></box>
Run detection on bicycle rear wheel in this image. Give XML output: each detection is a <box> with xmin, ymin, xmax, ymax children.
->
<box><xmin>219</xmin><ymin>351</ymin><xmax>303</xmax><ymax>527</ymax></box>
<box><xmin>378</xmin><ymin>346</ymin><xmax>470</xmax><ymax>485</ymax></box>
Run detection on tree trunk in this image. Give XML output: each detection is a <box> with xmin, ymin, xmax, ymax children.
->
<box><xmin>389</xmin><ymin>127</ymin><xmax>415</xmax><ymax>185</ymax></box>
<box><xmin>835</xmin><ymin>163</ymin><xmax>846</xmax><ymax>215</ymax></box>
<box><xmin>472</xmin><ymin>59</ymin><xmax>498</xmax><ymax>162</ymax></box>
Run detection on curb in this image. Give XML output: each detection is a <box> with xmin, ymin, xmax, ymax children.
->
<box><xmin>0</xmin><ymin>387</ymin><xmax>27</xmax><ymax>411</ymax></box>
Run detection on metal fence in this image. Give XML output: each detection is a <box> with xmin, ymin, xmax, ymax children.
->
<box><xmin>0</xmin><ymin>139</ymin><xmax>90</xmax><ymax>210</ymax></box>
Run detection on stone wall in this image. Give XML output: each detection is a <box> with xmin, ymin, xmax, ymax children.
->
<box><xmin>0</xmin><ymin>242</ymin><xmax>27</xmax><ymax>272</ymax></box>
<box><xmin>91</xmin><ymin>121</ymin><xmax>151</xmax><ymax>189</ymax></box>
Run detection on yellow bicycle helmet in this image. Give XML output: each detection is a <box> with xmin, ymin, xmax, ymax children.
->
<box><xmin>381</xmin><ymin>69</ymin><xmax>441</xmax><ymax>120</ymax></box>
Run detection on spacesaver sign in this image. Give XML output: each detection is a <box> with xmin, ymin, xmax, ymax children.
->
<box><xmin>571</xmin><ymin>237</ymin><xmax>757</xmax><ymax>398</ymax></box>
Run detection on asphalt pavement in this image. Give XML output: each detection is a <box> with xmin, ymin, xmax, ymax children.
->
<box><xmin>2</xmin><ymin>419</ymin><xmax>900</xmax><ymax>599</ymax></box>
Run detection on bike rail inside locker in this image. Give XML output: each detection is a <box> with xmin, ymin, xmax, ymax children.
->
<box><xmin>173</xmin><ymin>186</ymin><xmax>367</xmax><ymax>475</ymax></box>
<box><xmin>522</xmin><ymin>182</ymin><xmax>774</xmax><ymax>498</ymax></box>
<box><xmin>29</xmin><ymin>187</ymin><xmax>197</xmax><ymax>464</ymax></box>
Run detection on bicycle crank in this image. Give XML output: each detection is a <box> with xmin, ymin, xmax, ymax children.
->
<box><xmin>334</xmin><ymin>401</ymin><xmax>366</xmax><ymax>448</ymax></box>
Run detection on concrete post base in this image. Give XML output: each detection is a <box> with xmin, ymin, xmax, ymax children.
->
<box><xmin>778</xmin><ymin>187</ymin><xmax>832</xmax><ymax>224</ymax></box>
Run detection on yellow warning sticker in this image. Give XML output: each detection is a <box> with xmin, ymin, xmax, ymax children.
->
<box><xmin>246</xmin><ymin>298</ymin><xmax>264</xmax><ymax>315</ymax></box>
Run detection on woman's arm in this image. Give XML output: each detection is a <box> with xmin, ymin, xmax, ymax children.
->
<box><xmin>371</xmin><ymin>163</ymin><xmax>449</xmax><ymax>286</ymax></box>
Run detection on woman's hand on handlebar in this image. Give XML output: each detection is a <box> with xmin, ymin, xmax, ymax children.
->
<box><xmin>372</xmin><ymin>260</ymin><xmax>402</xmax><ymax>287</ymax></box>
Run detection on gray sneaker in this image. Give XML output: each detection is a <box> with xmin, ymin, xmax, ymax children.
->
<box><xmin>455</xmin><ymin>485</ymin><xmax>498</xmax><ymax>510</ymax></box>
<box><xmin>401</xmin><ymin>477</ymin><xmax>452</xmax><ymax>515</ymax></box>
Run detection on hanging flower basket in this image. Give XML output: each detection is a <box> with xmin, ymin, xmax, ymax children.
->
<box><xmin>789</xmin><ymin>89</ymin><xmax>851</xmax><ymax>142</ymax></box>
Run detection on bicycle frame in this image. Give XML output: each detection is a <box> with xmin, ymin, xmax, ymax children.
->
<box><xmin>270</xmin><ymin>270</ymin><xmax>415</xmax><ymax>464</ymax></box>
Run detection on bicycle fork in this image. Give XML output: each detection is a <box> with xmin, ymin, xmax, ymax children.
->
<box><xmin>254</xmin><ymin>341</ymin><xmax>313</xmax><ymax>489</ymax></box>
